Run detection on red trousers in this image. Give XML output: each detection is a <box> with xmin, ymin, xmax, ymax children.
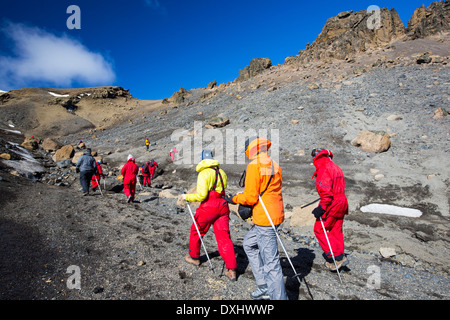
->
<box><xmin>123</xmin><ymin>181</ymin><xmax>136</xmax><ymax>201</ymax></box>
<box><xmin>314</xmin><ymin>216</ymin><xmax>345</xmax><ymax>259</ymax></box>
<box><xmin>189</xmin><ymin>191</ymin><xmax>237</xmax><ymax>269</ymax></box>
<box><xmin>91</xmin><ymin>175</ymin><xmax>101</xmax><ymax>188</ymax></box>
<box><xmin>143</xmin><ymin>174</ymin><xmax>151</xmax><ymax>187</ymax></box>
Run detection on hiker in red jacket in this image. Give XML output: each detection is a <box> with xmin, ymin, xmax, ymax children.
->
<box><xmin>311</xmin><ymin>149</ymin><xmax>349</xmax><ymax>271</ymax></box>
<box><xmin>142</xmin><ymin>162</ymin><xmax>151</xmax><ymax>187</ymax></box>
<box><xmin>170</xmin><ymin>147</ymin><xmax>178</xmax><ymax>163</ymax></box>
<box><xmin>91</xmin><ymin>160</ymin><xmax>104</xmax><ymax>192</ymax></box>
<box><xmin>148</xmin><ymin>159</ymin><xmax>158</xmax><ymax>179</ymax></box>
<box><xmin>121</xmin><ymin>154</ymin><xmax>139</xmax><ymax>203</ymax></box>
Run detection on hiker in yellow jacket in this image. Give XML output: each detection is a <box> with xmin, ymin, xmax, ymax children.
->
<box><xmin>181</xmin><ymin>150</ymin><xmax>237</xmax><ymax>281</ymax></box>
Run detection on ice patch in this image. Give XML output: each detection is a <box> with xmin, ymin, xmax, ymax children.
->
<box><xmin>48</xmin><ymin>91</ymin><xmax>69</xmax><ymax>97</ymax></box>
<box><xmin>360</xmin><ymin>204</ymin><xmax>422</xmax><ymax>218</ymax></box>
<box><xmin>0</xmin><ymin>128</ymin><xmax>22</xmax><ymax>134</ymax></box>
<box><xmin>0</xmin><ymin>141</ymin><xmax>45</xmax><ymax>174</ymax></box>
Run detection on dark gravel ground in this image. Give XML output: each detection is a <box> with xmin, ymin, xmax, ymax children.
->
<box><xmin>0</xmin><ymin>56</ymin><xmax>449</xmax><ymax>303</ymax></box>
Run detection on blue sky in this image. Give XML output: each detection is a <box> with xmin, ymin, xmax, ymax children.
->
<box><xmin>0</xmin><ymin>0</ymin><xmax>437</xmax><ymax>100</ymax></box>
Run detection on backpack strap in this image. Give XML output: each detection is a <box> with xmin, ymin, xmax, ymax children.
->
<box><xmin>260</xmin><ymin>160</ymin><xmax>274</xmax><ymax>197</ymax></box>
<box><xmin>211</xmin><ymin>167</ymin><xmax>225</xmax><ymax>192</ymax></box>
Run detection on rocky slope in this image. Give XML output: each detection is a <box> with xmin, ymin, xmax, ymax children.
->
<box><xmin>0</xmin><ymin>1</ymin><xmax>449</xmax><ymax>301</ymax></box>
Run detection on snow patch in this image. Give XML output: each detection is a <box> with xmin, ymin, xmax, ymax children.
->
<box><xmin>0</xmin><ymin>128</ymin><xmax>22</xmax><ymax>134</ymax></box>
<box><xmin>360</xmin><ymin>204</ymin><xmax>422</xmax><ymax>218</ymax></box>
<box><xmin>48</xmin><ymin>91</ymin><xmax>69</xmax><ymax>97</ymax></box>
<box><xmin>0</xmin><ymin>141</ymin><xmax>45</xmax><ymax>174</ymax></box>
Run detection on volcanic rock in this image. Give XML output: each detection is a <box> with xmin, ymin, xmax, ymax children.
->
<box><xmin>351</xmin><ymin>130</ymin><xmax>391</xmax><ymax>153</ymax></box>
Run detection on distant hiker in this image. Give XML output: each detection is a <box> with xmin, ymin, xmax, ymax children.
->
<box><xmin>145</xmin><ymin>138</ymin><xmax>150</xmax><ymax>151</ymax></box>
<box><xmin>181</xmin><ymin>150</ymin><xmax>237</xmax><ymax>281</ymax></box>
<box><xmin>121</xmin><ymin>154</ymin><xmax>139</xmax><ymax>203</ymax></box>
<box><xmin>142</xmin><ymin>161</ymin><xmax>151</xmax><ymax>187</ymax></box>
<box><xmin>138</xmin><ymin>165</ymin><xmax>144</xmax><ymax>185</ymax></box>
<box><xmin>76</xmin><ymin>148</ymin><xmax>97</xmax><ymax>196</ymax></box>
<box><xmin>225</xmin><ymin>137</ymin><xmax>287</xmax><ymax>300</ymax></box>
<box><xmin>311</xmin><ymin>149</ymin><xmax>349</xmax><ymax>271</ymax></box>
<box><xmin>91</xmin><ymin>160</ymin><xmax>104</xmax><ymax>192</ymax></box>
<box><xmin>169</xmin><ymin>147</ymin><xmax>178</xmax><ymax>163</ymax></box>
<box><xmin>148</xmin><ymin>159</ymin><xmax>158</xmax><ymax>179</ymax></box>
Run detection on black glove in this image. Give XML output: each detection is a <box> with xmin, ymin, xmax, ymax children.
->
<box><xmin>312</xmin><ymin>206</ymin><xmax>326</xmax><ymax>219</ymax></box>
<box><xmin>224</xmin><ymin>194</ymin><xmax>236</xmax><ymax>205</ymax></box>
<box><xmin>76</xmin><ymin>167</ymin><xmax>80</xmax><ymax>173</ymax></box>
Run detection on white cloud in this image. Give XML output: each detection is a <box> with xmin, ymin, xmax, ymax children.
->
<box><xmin>0</xmin><ymin>23</ymin><xmax>115</xmax><ymax>90</ymax></box>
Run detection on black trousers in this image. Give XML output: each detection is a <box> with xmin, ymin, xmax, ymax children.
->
<box><xmin>80</xmin><ymin>170</ymin><xmax>94</xmax><ymax>194</ymax></box>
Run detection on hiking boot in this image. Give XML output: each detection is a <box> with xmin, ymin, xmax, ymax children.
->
<box><xmin>325</xmin><ymin>256</ymin><xmax>348</xmax><ymax>271</ymax></box>
<box><xmin>224</xmin><ymin>269</ymin><xmax>237</xmax><ymax>282</ymax></box>
<box><xmin>127</xmin><ymin>195</ymin><xmax>132</xmax><ymax>203</ymax></box>
<box><xmin>184</xmin><ymin>255</ymin><xmax>200</xmax><ymax>266</ymax></box>
<box><xmin>251</xmin><ymin>285</ymin><xmax>270</xmax><ymax>300</ymax></box>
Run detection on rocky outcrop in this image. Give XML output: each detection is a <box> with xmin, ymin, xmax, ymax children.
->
<box><xmin>351</xmin><ymin>130</ymin><xmax>391</xmax><ymax>153</ymax></box>
<box><xmin>290</xmin><ymin>7</ymin><xmax>406</xmax><ymax>64</ymax></box>
<box><xmin>168</xmin><ymin>87</ymin><xmax>189</xmax><ymax>104</ymax></box>
<box><xmin>236</xmin><ymin>58</ymin><xmax>272</xmax><ymax>82</ymax></box>
<box><xmin>406</xmin><ymin>1</ymin><xmax>450</xmax><ymax>40</ymax></box>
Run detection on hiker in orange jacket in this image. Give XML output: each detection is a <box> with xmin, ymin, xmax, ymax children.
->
<box><xmin>311</xmin><ymin>148</ymin><xmax>349</xmax><ymax>271</ymax></box>
<box><xmin>225</xmin><ymin>137</ymin><xmax>287</xmax><ymax>300</ymax></box>
<box><xmin>121</xmin><ymin>154</ymin><xmax>139</xmax><ymax>203</ymax></box>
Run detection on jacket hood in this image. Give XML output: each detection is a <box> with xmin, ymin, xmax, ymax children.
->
<box><xmin>312</xmin><ymin>149</ymin><xmax>333</xmax><ymax>178</ymax></box>
<box><xmin>245</xmin><ymin>138</ymin><xmax>271</xmax><ymax>160</ymax></box>
<box><xmin>313</xmin><ymin>149</ymin><xmax>333</xmax><ymax>162</ymax></box>
<box><xmin>196</xmin><ymin>159</ymin><xmax>220</xmax><ymax>172</ymax></box>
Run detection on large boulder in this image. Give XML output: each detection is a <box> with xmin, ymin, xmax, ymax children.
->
<box><xmin>351</xmin><ymin>130</ymin><xmax>391</xmax><ymax>153</ymax></box>
<box><xmin>21</xmin><ymin>136</ymin><xmax>39</xmax><ymax>151</ymax></box>
<box><xmin>289</xmin><ymin>205</ymin><xmax>317</xmax><ymax>228</ymax></box>
<box><xmin>52</xmin><ymin>145</ymin><xmax>75</xmax><ymax>162</ymax></box>
<box><xmin>42</xmin><ymin>138</ymin><xmax>60</xmax><ymax>152</ymax></box>
<box><xmin>236</xmin><ymin>58</ymin><xmax>272</xmax><ymax>82</ymax></box>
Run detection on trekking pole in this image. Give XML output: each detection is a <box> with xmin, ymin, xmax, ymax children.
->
<box><xmin>319</xmin><ymin>216</ymin><xmax>343</xmax><ymax>284</ymax></box>
<box><xmin>94</xmin><ymin>176</ymin><xmax>103</xmax><ymax>196</ymax></box>
<box><xmin>136</xmin><ymin>176</ymin><xmax>143</xmax><ymax>191</ymax></box>
<box><xmin>186</xmin><ymin>202</ymin><xmax>215</xmax><ymax>274</ymax></box>
<box><xmin>301</xmin><ymin>198</ymin><xmax>320</xmax><ymax>209</ymax></box>
<box><xmin>259</xmin><ymin>195</ymin><xmax>302</xmax><ymax>285</ymax></box>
